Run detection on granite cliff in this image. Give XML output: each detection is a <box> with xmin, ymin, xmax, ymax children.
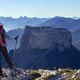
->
<box><xmin>13</xmin><ymin>26</ymin><xmax>80</xmax><ymax>69</ymax></box>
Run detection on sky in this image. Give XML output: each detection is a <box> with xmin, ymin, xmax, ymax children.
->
<box><xmin>0</xmin><ymin>0</ymin><xmax>80</xmax><ymax>18</ymax></box>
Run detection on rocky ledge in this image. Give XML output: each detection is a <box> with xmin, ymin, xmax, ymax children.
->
<box><xmin>1</xmin><ymin>68</ymin><xmax>80</xmax><ymax>80</ymax></box>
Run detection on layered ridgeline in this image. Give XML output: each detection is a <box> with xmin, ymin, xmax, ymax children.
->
<box><xmin>12</xmin><ymin>26</ymin><xmax>80</xmax><ymax>69</ymax></box>
<box><xmin>0</xmin><ymin>16</ymin><xmax>49</xmax><ymax>31</ymax></box>
<box><xmin>39</xmin><ymin>16</ymin><xmax>80</xmax><ymax>32</ymax></box>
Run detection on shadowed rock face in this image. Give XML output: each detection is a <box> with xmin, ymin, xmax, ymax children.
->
<box><xmin>13</xmin><ymin>26</ymin><xmax>80</xmax><ymax>69</ymax></box>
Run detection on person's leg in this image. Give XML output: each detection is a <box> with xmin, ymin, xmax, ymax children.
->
<box><xmin>0</xmin><ymin>51</ymin><xmax>3</xmax><ymax>76</ymax></box>
<box><xmin>0</xmin><ymin>66</ymin><xmax>3</xmax><ymax>76</ymax></box>
<box><xmin>1</xmin><ymin>47</ymin><xmax>13</xmax><ymax>69</ymax></box>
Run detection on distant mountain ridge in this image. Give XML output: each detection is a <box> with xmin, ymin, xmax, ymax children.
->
<box><xmin>39</xmin><ymin>16</ymin><xmax>80</xmax><ymax>32</ymax></box>
<box><xmin>0</xmin><ymin>16</ymin><xmax>50</xmax><ymax>31</ymax></box>
<box><xmin>1</xmin><ymin>16</ymin><xmax>80</xmax><ymax>31</ymax></box>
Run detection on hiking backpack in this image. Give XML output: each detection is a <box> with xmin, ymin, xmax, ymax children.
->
<box><xmin>0</xmin><ymin>26</ymin><xmax>6</xmax><ymax>48</ymax></box>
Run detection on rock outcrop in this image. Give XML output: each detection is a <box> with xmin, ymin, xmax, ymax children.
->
<box><xmin>20</xmin><ymin>26</ymin><xmax>72</xmax><ymax>50</ymax></box>
<box><xmin>13</xmin><ymin>26</ymin><xmax>80</xmax><ymax>69</ymax></box>
<box><xmin>1</xmin><ymin>68</ymin><xmax>80</xmax><ymax>80</ymax></box>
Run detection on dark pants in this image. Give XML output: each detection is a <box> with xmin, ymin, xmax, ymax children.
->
<box><xmin>0</xmin><ymin>47</ymin><xmax>13</xmax><ymax>76</ymax></box>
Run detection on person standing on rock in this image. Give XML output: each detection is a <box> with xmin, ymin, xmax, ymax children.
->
<box><xmin>0</xmin><ymin>22</ymin><xmax>18</xmax><ymax>76</ymax></box>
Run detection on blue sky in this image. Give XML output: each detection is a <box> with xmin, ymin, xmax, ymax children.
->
<box><xmin>0</xmin><ymin>0</ymin><xmax>80</xmax><ymax>18</ymax></box>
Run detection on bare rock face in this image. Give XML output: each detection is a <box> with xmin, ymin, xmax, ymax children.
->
<box><xmin>14</xmin><ymin>26</ymin><xmax>80</xmax><ymax>69</ymax></box>
<box><xmin>20</xmin><ymin>26</ymin><xmax>72</xmax><ymax>50</ymax></box>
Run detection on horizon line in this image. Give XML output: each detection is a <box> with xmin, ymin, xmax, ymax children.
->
<box><xmin>0</xmin><ymin>16</ymin><xmax>80</xmax><ymax>19</ymax></box>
